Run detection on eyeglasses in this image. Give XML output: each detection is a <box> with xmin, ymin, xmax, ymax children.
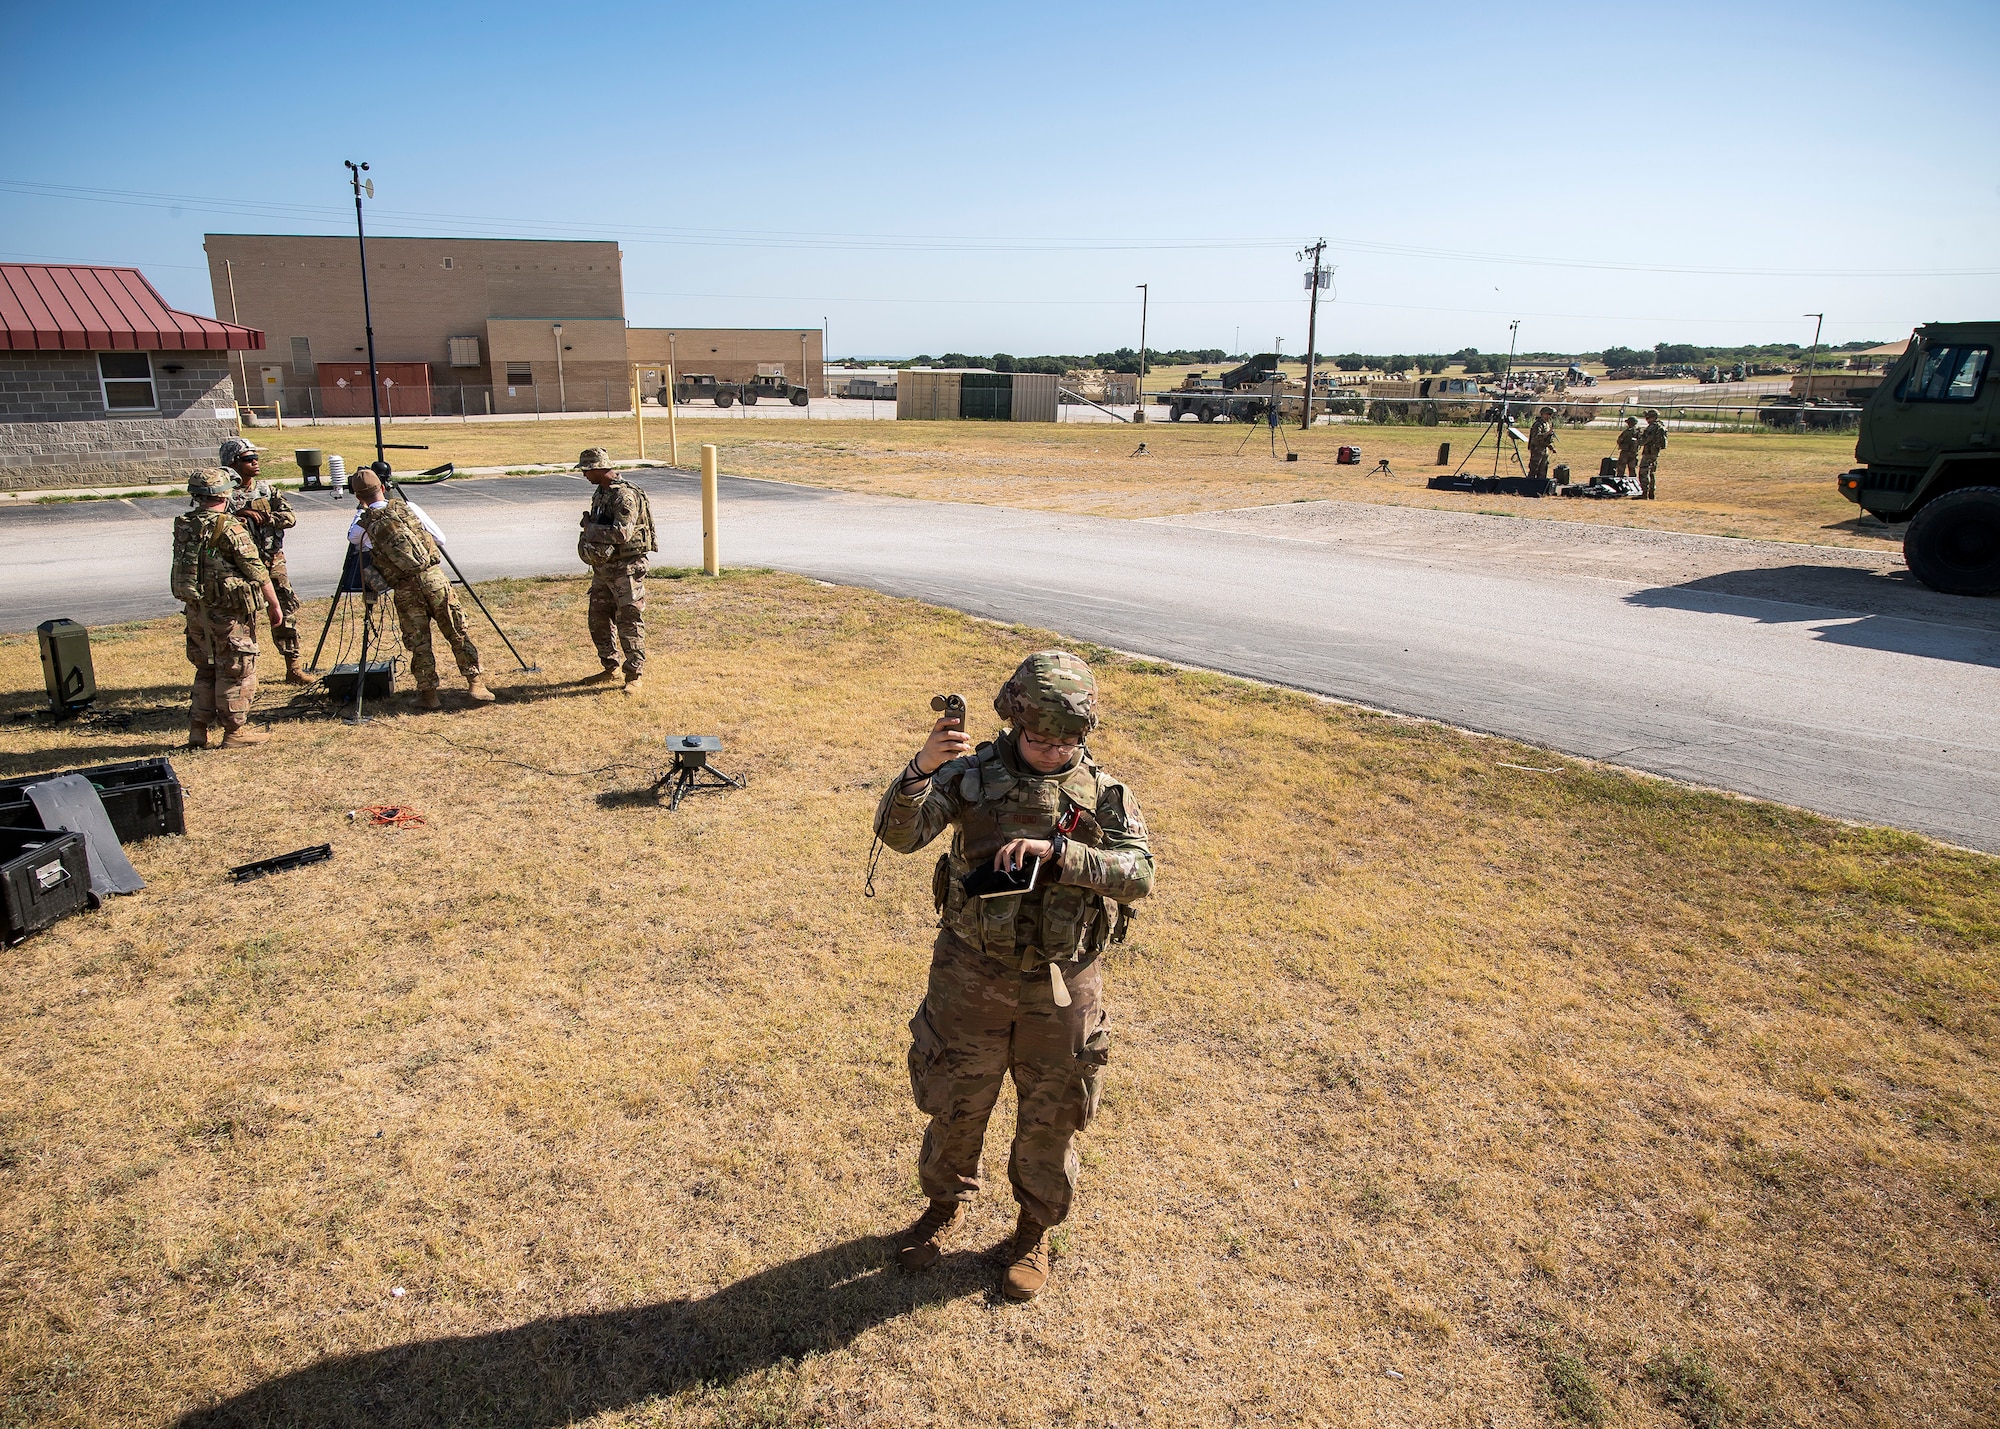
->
<box><xmin>1019</xmin><ymin>730</ymin><xmax>1082</xmax><ymax>752</ymax></box>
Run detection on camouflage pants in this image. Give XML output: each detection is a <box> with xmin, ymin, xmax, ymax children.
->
<box><xmin>908</xmin><ymin>930</ymin><xmax>1108</xmax><ymax>1228</ymax></box>
<box><xmin>587</xmin><ymin>558</ymin><xmax>647</xmax><ymax>677</ymax></box>
<box><xmin>1528</xmin><ymin>446</ymin><xmax>1552</xmax><ymax>482</ymax></box>
<box><xmin>1638</xmin><ymin>452</ymin><xmax>1660</xmax><ymax>500</ymax></box>
<box><xmin>1617</xmin><ymin>452</ymin><xmax>1639</xmax><ymax>481</ymax></box>
<box><xmin>265</xmin><ymin>550</ymin><xmax>300</xmax><ymax>660</ymax></box>
<box><xmin>391</xmin><ymin>568</ymin><xmax>480</xmax><ymax>690</ymax></box>
<box><xmin>184</xmin><ymin>602</ymin><xmax>258</xmax><ymax>730</ymax></box>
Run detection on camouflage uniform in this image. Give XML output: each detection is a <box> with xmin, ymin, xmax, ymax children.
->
<box><xmin>171</xmin><ymin>475</ymin><xmax>270</xmax><ymax>735</ymax></box>
<box><xmin>1527</xmin><ymin>412</ymin><xmax>1558</xmax><ymax>482</ymax></box>
<box><xmin>357</xmin><ymin>498</ymin><xmax>482</xmax><ymax>691</ymax></box>
<box><xmin>576</xmin><ymin>450</ymin><xmax>657</xmax><ymax>679</ymax></box>
<box><xmin>875</xmin><ymin>653</ymin><xmax>1154</xmax><ymax>1231</ymax></box>
<box><xmin>1616</xmin><ymin>421</ymin><xmax>1642</xmax><ymax>481</ymax></box>
<box><xmin>226</xmin><ymin>477</ymin><xmax>300</xmax><ymax>660</ymax></box>
<box><xmin>1638</xmin><ymin>414</ymin><xmax>1668</xmax><ymax>500</ymax></box>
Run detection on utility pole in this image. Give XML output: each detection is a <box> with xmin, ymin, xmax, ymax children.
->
<box><xmin>343</xmin><ymin>160</ymin><xmax>384</xmax><ymax>466</ymax></box>
<box><xmin>552</xmin><ymin>323</ymin><xmax>566</xmax><ymax>413</ymax></box>
<box><xmin>1135</xmin><ymin>283</ymin><xmax>1149</xmax><ymax>421</ymax></box>
<box><xmin>1299</xmin><ymin>237</ymin><xmax>1328</xmax><ymax>430</ymax></box>
<box><xmin>1803</xmin><ymin>311</ymin><xmax>1825</xmax><ymax>400</ymax></box>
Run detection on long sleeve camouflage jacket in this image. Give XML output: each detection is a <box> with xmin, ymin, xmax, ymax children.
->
<box><xmin>875</xmin><ymin>732</ymin><xmax>1154</xmax><ymax>969</ymax></box>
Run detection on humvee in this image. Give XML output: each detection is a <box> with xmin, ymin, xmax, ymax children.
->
<box><xmin>1837</xmin><ymin>322</ymin><xmax>2000</xmax><ymax>595</ymax></box>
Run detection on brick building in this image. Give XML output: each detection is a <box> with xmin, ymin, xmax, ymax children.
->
<box><xmin>203</xmin><ymin>234</ymin><xmax>626</xmax><ymax>416</ymax></box>
<box><xmin>0</xmin><ymin>264</ymin><xmax>260</xmax><ymax>492</ymax></box>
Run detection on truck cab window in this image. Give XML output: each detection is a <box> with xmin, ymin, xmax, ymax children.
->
<box><xmin>1898</xmin><ymin>344</ymin><xmax>1989</xmax><ymax>402</ymax></box>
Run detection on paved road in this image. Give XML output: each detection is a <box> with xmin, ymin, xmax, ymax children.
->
<box><xmin>3</xmin><ymin>471</ymin><xmax>1994</xmax><ymax>851</ymax></box>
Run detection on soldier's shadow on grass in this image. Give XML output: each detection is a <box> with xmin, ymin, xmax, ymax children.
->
<box><xmin>175</xmin><ymin>1235</ymin><xmax>994</xmax><ymax>1429</ymax></box>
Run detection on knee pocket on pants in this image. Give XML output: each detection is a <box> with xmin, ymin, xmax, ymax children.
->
<box><xmin>908</xmin><ymin>1003</ymin><xmax>951</xmax><ymax>1118</ymax></box>
<box><xmin>1072</xmin><ymin>1023</ymin><xmax>1111</xmax><ymax>1131</ymax></box>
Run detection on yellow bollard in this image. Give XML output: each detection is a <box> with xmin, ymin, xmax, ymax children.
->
<box><xmin>700</xmin><ymin>443</ymin><xmax>719</xmax><ymax>576</ymax></box>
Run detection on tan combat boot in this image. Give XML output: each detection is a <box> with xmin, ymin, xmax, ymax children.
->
<box><xmin>187</xmin><ymin>721</ymin><xmax>211</xmax><ymax>750</ymax></box>
<box><xmin>897</xmin><ymin>1200</ymin><xmax>964</xmax><ymax>1273</ymax></box>
<box><xmin>1002</xmin><ymin>1214</ymin><xmax>1052</xmax><ymax>1302</ymax></box>
<box><xmin>283</xmin><ymin>655</ymin><xmax>309</xmax><ymax>685</ymax></box>
<box><xmin>220</xmin><ymin>724</ymin><xmax>269</xmax><ymax>749</ymax></box>
<box><xmin>582</xmin><ymin>665</ymin><xmax>621</xmax><ymax>685</ymax></box>
<box><xmin>467</xmin><ymin>676</ymin><xmax>496</xmax><ymax>703</ymax></box>
<box><xmin>623</xmin><ymin>675</ymin><xmax>645</xmax><ymax>696</ymax></box>
<box><xmin>417</xmin><ymin>688</ymin><xmax>442</xmax><ymax>711</ymax></box>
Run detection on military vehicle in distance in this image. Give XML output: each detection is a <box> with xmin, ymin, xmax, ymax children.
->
<box><xmin>673</xmin><ymin>374</ymin><xmax>739</xmax><ymax>407</ymax></box>
<box><xmin>1837</xmin><ymin>321</ymin><xmax>2000</xmax><ymax>595</ymax></box>
<box><xmin>739</xmin><ymin>370</ymin><xmax>811</xmax><ymax>406</ymax></box>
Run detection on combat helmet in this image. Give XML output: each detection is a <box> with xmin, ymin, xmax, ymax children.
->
<box><xmin>187</xmin><ymin>468</ymin><xmax>233</xmax><ymax>498</ymax></box>
<box><xmin>993</xmin><ymin>650</ymin><xmax>1098</xmax><ymax>739</ymax></box>
<box><xmin>218</xmin><ymin>436</ymin><xmax>261</xmax><ymax>467</ymax></box>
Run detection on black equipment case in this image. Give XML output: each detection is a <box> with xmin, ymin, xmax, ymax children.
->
<box><xmin>0</xmin><ymin>757</ymin><xmax>185</xmax><ymax>844</ymax></box>
<box><xmin>0</xmin><ymin>826</ymin><xmax>90</xmax><ymax>945</ymax></box>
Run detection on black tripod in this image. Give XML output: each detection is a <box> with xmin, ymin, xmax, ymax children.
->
<box><xmin>649</xmin><ymin>736</ymin><xmax>746</xmax><ymax>811</ymax></box>
<box><xmin>1447</xmin><ymin>398</ymin><xmax>1530</xmax><ymax>482</ymax></box>
<box><xmin>1234</xmin><ymin>375</ymin><xmax>1295</xmax><ymax>459</ymax></box>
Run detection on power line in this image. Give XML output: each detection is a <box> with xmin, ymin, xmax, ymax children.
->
<box><xmin>4</xmin><ymin>178</ymin><xmax>1995</xmax><ymax>276</ymax></box>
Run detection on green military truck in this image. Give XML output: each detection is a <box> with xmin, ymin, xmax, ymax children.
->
<box><xmin>1837</xmin><ymin>322</ymin><xmax>2000</xmax><ymax>595</ymax></box>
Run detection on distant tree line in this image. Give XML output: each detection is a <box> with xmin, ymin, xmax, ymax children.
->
<box><xmin>881</xmin><ymin>337</ymin><xmax>1885</xmax><ymax>377</ymax></box>
<box><xmin>898</xmin><ymin>348</ymin><xmax>1228</xmax><ymax>374</ymax></box>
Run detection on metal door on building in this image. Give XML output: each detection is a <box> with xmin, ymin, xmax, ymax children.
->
<box><xmin>260</xmin><ymin>366</ymin><xmax>284</xmax><ymax>408</ymax></box>
<box><xmin>959</xmin><ymin>373</ymin><xmax>1013</xmax><ymax>421</ymax></box>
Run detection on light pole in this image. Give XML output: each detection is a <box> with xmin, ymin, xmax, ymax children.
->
<box><xmin>343</xmin><ymin>160</ymin><xmax>385</xmax><ymax>465</ymax></box>
<box><xmin>1135</xmin><ymin>283</ymin><xmax>1149</xmax><ymax>421</ymax></box>
<box><xmin>1803</xmin><ymin>312</ymin><xmax>1825</xmax><ymax>400</ymax></box>
<box><xmin>552</xmin><ymin>323</ymin><xmax>566</xmax><ymax>413</ymax></box>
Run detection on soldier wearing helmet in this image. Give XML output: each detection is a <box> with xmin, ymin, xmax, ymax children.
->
<box><xmin>219</xmin><ymin>437</ymin><xmax>307</xmax><ymax>683</ymax></box>
<box><xmin>169</xmin><ymin>469</ymin><xmax>283</xmax><ymax>748</ymax></box>
<box><xmin>1527</xmin><ymin>405</ymin><xmax>1558</xmax><ymax>484</ymax></box>
<box><xmin>1616</xmin><ymin>415</ymin><xmax>1642</xmax><ymax>484</ymax></box>
<box><xmin>874</xmin><ymin>650</ymin><xmax>1155</xmax><ymax>1302</ymax></box>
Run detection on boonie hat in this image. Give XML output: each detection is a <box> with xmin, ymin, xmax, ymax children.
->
<box><xmin>219</xmin><ymin>437</ymin><xmax>261</xmax><ymax>466</ymax></box>
<box><xmin>575</xmin><ymin>448</ymin><xmax>615</xmax><ymax>471</ymax></box>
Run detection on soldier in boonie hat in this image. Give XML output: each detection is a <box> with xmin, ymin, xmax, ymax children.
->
<box><xmin>575</xmin><ymin>448</ymin><xmax>615</xmax><ymax>471</ymax></box>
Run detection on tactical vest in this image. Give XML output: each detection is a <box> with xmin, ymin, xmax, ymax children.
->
<box><xmin>580</xmin><ymin>481</ymin><xmax>657</xmax><ymax>564</ymax></box>
<box><xmin>360</xmin><ymin>498</ymin><xmax>440</xmax><ymax>586</ymax></box>
<box><xmin>936</xmin><ymin>740</ymin><xmax>1122</xmax><ymax>970</ymax></box>
<box><xmin>169</xmin><ymin>510</ymin><xmax>256</xmax><ymax>614</ymax></box>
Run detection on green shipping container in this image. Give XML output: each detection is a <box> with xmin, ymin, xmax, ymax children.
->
<box><xmin>959</xmin><ymin>372</ymin><xmax>1013</xmax><ymax>421</ymax></box>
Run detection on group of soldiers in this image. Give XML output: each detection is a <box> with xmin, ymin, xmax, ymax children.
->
<box><xmin>168</xmin><ymin>439</ymin><xmax>1142</xmax><ymax>1304</ymax></box>
<box><xmin>170</xmin><ymin>443</ymin><xmax>658</xmax><ymax>747</ymax></box>
<box><xmin>1525</xmin><ymin>407</ymin><xmax>1668</xmax><ymax>499</ymax></box>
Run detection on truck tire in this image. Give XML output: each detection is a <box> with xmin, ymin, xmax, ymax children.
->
<box><xmin>740</xmin><ymin>391</ymin><xmax>759</xmax><ymax>405</ymax></box>
<box><xmin>714</xmin><ymin>392</ymin><xmax>734</xmax><ymax>408</ymax></box>
<box><xmin>1904</xmin><ymin>485</ymin><xmax>2000</xmax><ymax>596</ymax></box>
<box><xmin>790</xmin><ymin>389</ymin><xmax>809</xmax><ymax>406</ymax></box>
<box><xmin>1197</xmin><ymin>407</ymin><xmax>1215</xmax><ymax>423</ymax></box>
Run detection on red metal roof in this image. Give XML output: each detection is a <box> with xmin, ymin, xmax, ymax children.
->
<box><xmin>0</xmin><ymin>263</ymin><xmax>264</xmax><ymax>353</ymax></box>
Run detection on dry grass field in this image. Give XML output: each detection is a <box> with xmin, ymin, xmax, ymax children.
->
<box><xmin>2</xmin><ymin>574</ymin><xmax>1992</xmax><ymax>1428</ymax></box>
<box><xmin>251</xmin><ymin>418</ymin><xmax>1877</xmax><ymax>551</ymax></box>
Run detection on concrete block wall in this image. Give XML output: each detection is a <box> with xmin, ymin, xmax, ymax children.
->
<box><xmin>0</xmin><ymin>352</ymin><xmax>240</xmax><ymax>490</ymax></box>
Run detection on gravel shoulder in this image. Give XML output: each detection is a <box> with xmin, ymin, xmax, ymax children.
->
<box><xmin>1149</xmin><ymin>498</ymin><xmax>2000</xmax><ymax>633</ymax></box>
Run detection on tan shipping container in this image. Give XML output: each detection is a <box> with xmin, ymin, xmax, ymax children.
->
<box><xmin>1010</xmin><ymin>371</ymin><xmax>1057</xmax><ymax>422</ymax></box>
<box><xmin>897</xmin><ymin>370</ymin><xmax>962</xmax><ymax>421</ymax></box>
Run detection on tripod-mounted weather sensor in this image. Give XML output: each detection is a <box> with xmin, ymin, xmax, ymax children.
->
<box><xmin>651</xmin><ymin>735</ymin><xmax>746</xmax><ymax>811</ymax></box>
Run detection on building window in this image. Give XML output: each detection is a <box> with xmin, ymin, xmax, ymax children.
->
<box><xmin>506</xmin><ymin>362</ymin><xmax>533</xmax><ymax>385</ymax></box>
<box><xmin>441</xmin><ymin>256</ymin><xmax>454</xmax><ymax>269</ymax></box>
<box><xmin>290</xmin><ymin>336</ymin><xmax>313</xmax><ymax>376</ymax></box>
<box><xmin>98</xmin><ymin>352</ymin><xmax>156</xmax><ymax>411</ymax></box>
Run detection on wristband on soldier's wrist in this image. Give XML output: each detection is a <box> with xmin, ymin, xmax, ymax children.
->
<box><xmin>1048</xmin><ymin>831</ymin><xmax>1068</xmax><ymax>871</ymax></box>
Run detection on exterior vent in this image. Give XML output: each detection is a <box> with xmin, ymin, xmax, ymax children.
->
<box><xmin>290</xmin><ymin>336</ymin><xmax>313</xmax><ymax>376</ymax></box>
<box><xmin>447</xmin><ymin>337</ymin><xmax>482</xmax><ymax>368</ymax></box>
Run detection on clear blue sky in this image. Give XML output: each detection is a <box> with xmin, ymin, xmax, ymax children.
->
<box><xmin>5</xmin><ymin>1</ymin><xmax>1995</xmax><ymax>358</ymax></box>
